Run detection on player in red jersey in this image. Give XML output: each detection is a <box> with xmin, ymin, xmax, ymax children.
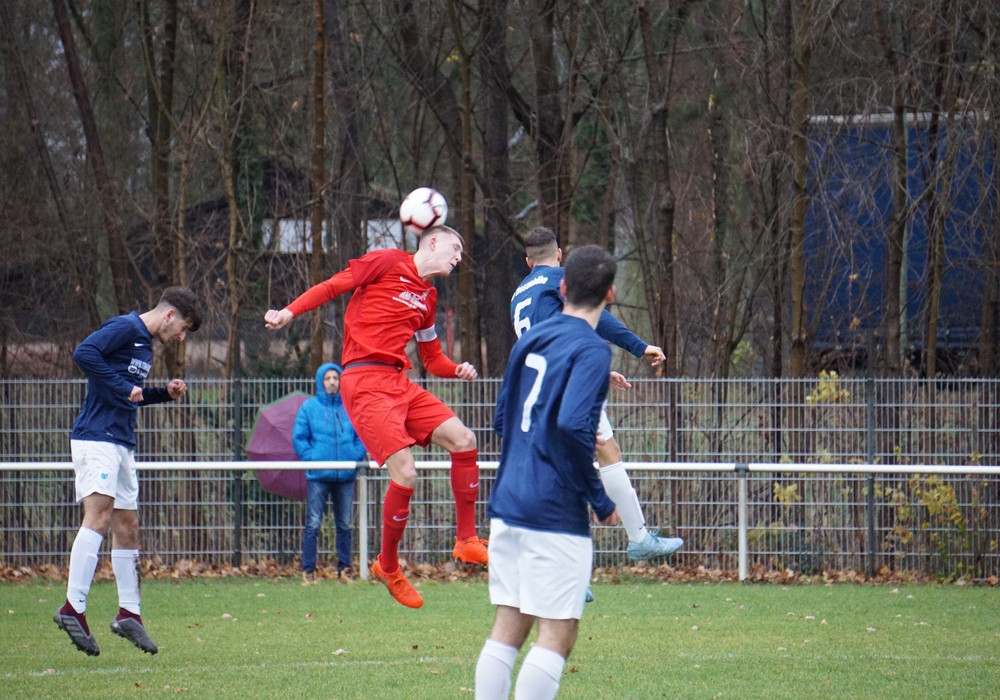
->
<box><xmin>264</xmin><ymin>225</ymin><xmax>487</xmax><ymax>609</ymax></box>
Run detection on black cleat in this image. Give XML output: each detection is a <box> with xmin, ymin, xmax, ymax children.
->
<box><xmin>54</xmin><ymin>608</ymin><xmax>100</xmax><ymax>656</ymax></box>
<box><xmin>111</xmin><ymin>617</ymin><xmax>159</xmax><ymax>654</ymax></box>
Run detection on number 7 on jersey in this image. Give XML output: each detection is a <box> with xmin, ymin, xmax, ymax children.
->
<box><xmin>519</xmin><ymin>353</ymin><xmax>547</xmax><ymax>432</ymax></box>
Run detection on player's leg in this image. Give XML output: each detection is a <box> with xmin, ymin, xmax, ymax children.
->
<box><xmin>381</xmin><ymin>446</ymin><xmax>418</xmax><ymax>572</ymax></box>
<box><xmin>514</xmin><ymin>618</ymin><xmax>580</xmax><ymax>700</ymax></box>
<box><xmin>424</xmin><ymin>407</ymin><xmax>488</xmax><ymax>564</ymax></box>
<box><xmin>340</xmin><ymin>369</ymin><xmax>423</xmax><ymax>606</ymax></box>
<box><xmin>475</xmin><ymin>605</ymin><xmax>535</xmax><ymax>700</ymax></box>
<box><xmin>595</xmin><ymin>412</ymin><xmax>683</xmax><ymax>561</ymax></box>
<box><xmin>332</xmin><ymin>479</ymin><xmax>355</xmax><ymax>577</ymax></box>
<box><xmin>302</xmin><ymin>479</ymin><xmax>329</xmax><ymax>582</ymax></box>
<box><xmin>509</xmin><ymin>527</ymin><xmax>590</xmax><ymax>699</ymax></box>
<box><xmin>55</xmin><ymin>441</ymin><xmax>118</xmax><ymax>656</ymax></box>
<box><xmin>107</xmin><ymin>453</ymin><xmax>157</xmax><ymax>654</ymax></box>
<box><xmin>370</xmin><ymin>447</ymin><xmax>423</xmax><ymax>607</ymax></box>
<box><xmin>476</xmin><ymin>519</ymin><xmax>534</xmax><ymax>699</ymax></box>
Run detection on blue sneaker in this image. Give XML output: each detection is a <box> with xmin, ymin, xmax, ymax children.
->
<box><xmin>627</xmin><ymin>531</ymin><xmax>684</xmax><ymax>562</ymax></box>
<box><xmin>585</xmin><ymin>587</ymin><xmax>595</xmax><ymax>603</ymax></box>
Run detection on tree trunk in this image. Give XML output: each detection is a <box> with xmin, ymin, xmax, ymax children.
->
<box><xmin>980</xmin><ymin>113</ymin><xmax>1000</xmax><ymax>377</ymax></box>
<box><xmin>309</xmin><ymin>0</ymin><xmax>327</xmax><ymax>375</ymax></box>
<box><xmin>874</xmin><ymin>2</ymin><xmax>906</xmax><ymax>377</ymax></box>
<box><xmin>395</xmin><ymin>0</ymin><xmax>480</xmax><ymax>367</ymax></box>
<box><xmin>529</xmin><ymin>0</ymin><xmax>570</xmax><ymax>235</ymax></box>
<box><xmin>922</xmin><ymin>1</ymin><xmax>957</xmax><ymax>380</ymax></box>
<box><xmin>788</xmin><ymin>1</ymin><xmax>813</xmax><ymax>382</ymax></box>
<box><xmin>0</xmin><ymin>2</ymin><xmax>99</xmax><ymax>328</ymax></box>
<box><xmin>51</xmin><ymin>0</ymin><xmax>131</xmax><ymax>314</ymax></box>
<box><xmin>477</xmin><ymin>0</ymin><xmax>518</xmax><ymax>376</ymax></box>
<box><xmin>637</xmin><ymin>1</ymin><xmax>678</xmax><ymax>377</ymax></box>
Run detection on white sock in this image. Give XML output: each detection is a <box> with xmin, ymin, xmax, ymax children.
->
<box><xmin>67</xmin><ymin>527</ymin><xmax>103</xmax><ymax>613</ymax></box>
<box><xmin>514</xmin><ymin>646</ymin><xmax>565</xmax><ymax>700</ymax></box>
<box><xmin>599</xmin><ymin>462</ymin><xmax>648</xmax><ymax>542</ymax></box>
<box><xmin>475</xmin><ymin>638</ymin><xmax>519</xmax><ymax>700</ymax></box>
<box><xmin>112</xmin><ymin>549</ymin><xmax>141</xmax><ymax>615</ymax></box>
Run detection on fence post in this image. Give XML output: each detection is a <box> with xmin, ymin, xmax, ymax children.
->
<box><xmin>866</xmin><ymin>377</ymin><xmax>876</xmax><ymax>579</ymax></box>
<box><xmin>231</xmin><ymin>377</ymin><xmax>244</xmax><ymax>568</ymax></box>
<box><xmin>737</xmin><ymin>463</ymin><xmax>749</xmax><ymax>581</ymax></box>
<box><xmin>357</xmin><ymin>461</ymin><xmax>369</xmax><ymax>580</ymax></box>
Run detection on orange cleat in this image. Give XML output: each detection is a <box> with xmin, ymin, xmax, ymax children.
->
<box><xmin>370</xmin><ymin>559</ymin><xmax>423</xmax><ymax>609</ymax></box>
<box><xmin>452</xmin><ymin>535</ymin><xmax>489</xmax><ymax>565</ymax></box>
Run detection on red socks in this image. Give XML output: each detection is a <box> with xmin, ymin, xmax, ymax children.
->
<box><xmin>450</xmin><ymin>449</ymin><xmax>480</xmax><ymax>540</ymax></box>
<box><xmin>59</xmin><ymin>601</ymin><xmax>91</xmax><ymax>635</ymax></box>
<box><xmin>379</xmin><ymin>481</ymin><xmax>414</xmax><ymax>574</ymax></box>
<box><xmin>115</xmin><ymin>607</ymin><xmax>142</xmax><ymax>623</ymax></box>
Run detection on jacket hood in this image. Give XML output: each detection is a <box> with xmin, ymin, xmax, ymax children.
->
<box><xmin>314</xmin><ymin>362</ymin><xmax>343</xmax><ymax>404</ymax></box>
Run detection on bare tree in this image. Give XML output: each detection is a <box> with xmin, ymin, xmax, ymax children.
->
<box><xmin>51</xmin><ymin>0</ymin><xmax>131</xmax><ymax>314</ymax></box>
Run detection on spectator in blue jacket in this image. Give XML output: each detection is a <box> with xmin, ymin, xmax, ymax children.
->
<box><xmin>293</xmin><ymin>362</ymin><xmax>368</xmax><ymax>582</ymax></box>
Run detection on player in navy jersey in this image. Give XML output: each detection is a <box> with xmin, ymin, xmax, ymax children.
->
<box><xmin>54</xmin><ymin>287</ymin><xmax>201</xmax><ymax>657</ymax></box>
<box><xmin>475</xmin><ymin>245</ymin><xmax>621</xmax><ymax>700</ymax></box>
<box><xmin>510</xmin><ymin>227</ymin><xmax>683</xmax><ymax>563</ymax></box>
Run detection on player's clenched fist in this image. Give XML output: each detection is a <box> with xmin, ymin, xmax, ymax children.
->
<box><xmin>264</xmin><ymin>308</ymin><xmax>293</xmax><ymax>330</ymax></box>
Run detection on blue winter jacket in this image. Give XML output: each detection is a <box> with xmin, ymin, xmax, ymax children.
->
<box><xmin>292</xmin><ymin>363</ymin><xmax>367</xmax><ymax>482</ymax></box>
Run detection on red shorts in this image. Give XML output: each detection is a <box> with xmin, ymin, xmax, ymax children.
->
<box><xmin>340</xmin><ymin>365</ymin><xmax>456</xmax><ymax>465</ymax></box>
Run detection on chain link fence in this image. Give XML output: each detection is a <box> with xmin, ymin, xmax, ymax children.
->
<box><xmin>2</xmin><ymin>377</ymin><xmax>998</xmax><ymax>579</ymax></box>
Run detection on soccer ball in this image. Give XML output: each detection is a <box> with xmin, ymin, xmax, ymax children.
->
<box><xmin>399</xmin><ymin>187</ymin><xmax>448</xmax><ymax>233</ymax></box>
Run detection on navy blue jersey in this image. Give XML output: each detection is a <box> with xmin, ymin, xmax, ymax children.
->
<box><xmin>489</xmin><ymin>314</ymin><xmax>615</xmax><ymax>536</ymax></box>
<box><xmin>71</xmin><ymin>312</ymin><xmax>172</xmax><ymax>448</ymax></box>
<box><xmin>510</xmin><ymin>264</ymin><xmax>648</xmax><ymax>356</ymax></box>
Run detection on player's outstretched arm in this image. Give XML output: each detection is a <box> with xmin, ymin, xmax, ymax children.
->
<box><xmin>264</xmin><ymin>308</ymin><xmax>293</xmax><ymax>330</ymax></box>
<box><xmin>454</xmin><ymin>362</ymin><xmax>478</xmax><ymax>381</ymax></box>
<box><xmin>643</xmin><ymin>344</ymin><xmax>666</xmax><ymax>366</ymax></box>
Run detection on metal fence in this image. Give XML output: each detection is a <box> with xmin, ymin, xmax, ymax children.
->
<box><xmin>1</xmin><ymin>377</ymin><xmax>998</xmax><ymax>579</ymax></box>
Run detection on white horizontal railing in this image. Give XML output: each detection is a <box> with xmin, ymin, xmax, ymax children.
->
<box><xmin>2</xmin><ymin>461</ymin><xmax>996</xmax><ymax>581</ymax></box>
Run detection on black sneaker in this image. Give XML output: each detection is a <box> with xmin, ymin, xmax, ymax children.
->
<box><xmin>54</xmin><ymin>607</ymin><xmax>100</xmax><ymax>656</ymax></box>
<box><xmin>111</xmin><ymin>616</ymin><xmax>159</xmax><ymax>654</ymax></box>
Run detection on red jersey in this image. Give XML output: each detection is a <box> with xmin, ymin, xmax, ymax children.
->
<box><xmin>286</xmin><ymin>249</ymin><xmax>457</xmax><ymax>375</ymax></box>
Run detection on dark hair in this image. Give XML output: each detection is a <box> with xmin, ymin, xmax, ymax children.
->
<box><xmin>563</xmin><ymin>245</ymin><xmax>616</xmax><ymax>308</ymax></box>
<box><xmin>159</xmin><ymin>286</ymin><xmax>202</xmax><ymax>332</ymax></box>
<box><xmin>524</xmin><ymin>226</ymin><xmax>558</xmax><ymax>261</ymax></box>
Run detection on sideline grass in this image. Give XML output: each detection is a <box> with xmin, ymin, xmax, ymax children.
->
<box><xmin>2</xmin><ymin>577</ymin><xmax>998</xmax><ymax>698</ymax></box>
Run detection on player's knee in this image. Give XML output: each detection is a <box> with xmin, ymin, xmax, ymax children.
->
<box><xmin>596</xmin><ymin>438</ymin><xmax>622</xmax><ymax>466</ymax></box>
<box><xmin>453</xmin><ymin>427</ymin><xmax>476</xmax><ymax>452</ymax></box>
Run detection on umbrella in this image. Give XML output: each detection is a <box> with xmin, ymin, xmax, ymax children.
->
<box><xmin>247</xmin><ymin>391</ymin><xmax>309</xmax><ymax>500</ymax></box>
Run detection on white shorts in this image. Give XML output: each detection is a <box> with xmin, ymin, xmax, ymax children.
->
<box><xmin>71</xmin><ymin>439</ymin><xmax>139</xmax><ymax>510</ymax></box>
<box><xmin>487</xmin><ymin>518</ymin><xmax>593</xmax><ymax>621</ymax></box>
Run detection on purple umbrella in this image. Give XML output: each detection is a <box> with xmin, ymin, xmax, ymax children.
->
<box><xmin>247</xmin><ymin>391</ymin><xmax>309</xmax><ymax>500</ymax></box>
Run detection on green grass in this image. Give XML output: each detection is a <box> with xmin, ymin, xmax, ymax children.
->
<box><xmin>2</xmin><ymin>577</ymin><xmax>998</xmax><ymax>699</ymax></box>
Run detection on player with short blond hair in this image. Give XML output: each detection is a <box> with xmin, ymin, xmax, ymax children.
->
<box><xmin>265</xmin><ymin>226</ymin><xmax>488</xmax><ymax>609</ymax></box>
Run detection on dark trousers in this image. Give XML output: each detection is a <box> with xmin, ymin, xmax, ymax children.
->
<box><xmin>302</xmin><ymin>478</ymin><xmax>355</xmax><ymax>572</ymax></box>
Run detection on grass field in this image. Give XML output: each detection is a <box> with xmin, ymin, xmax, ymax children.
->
<box><xmin>2</xmin><ymin>576</ymin><xmax>998</xmax><ymax>699</ymax></box>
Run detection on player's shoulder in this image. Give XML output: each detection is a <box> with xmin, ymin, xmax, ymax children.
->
<box><xmin>360</xmin><ymin>247</ymin><xmax>411</xmax><ymax>264</ymax></box>
<box><xmin>354</xmin><ymin>247</ymin><xmax>415</xmax><ymax>279</ymax></box>
<box><xmin>513</xmin><ymin>265</ymin><xmax>562</xmax><ymax>298</ymax></box>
